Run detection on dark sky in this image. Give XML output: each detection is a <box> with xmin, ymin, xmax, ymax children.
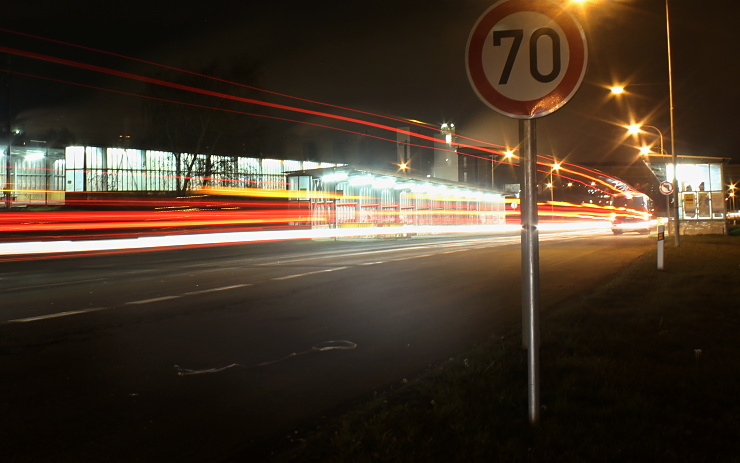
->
<box><xmin>3</xmin><ymin>0</ymin><xmax>739</xmax><ymax>167</ymax></box>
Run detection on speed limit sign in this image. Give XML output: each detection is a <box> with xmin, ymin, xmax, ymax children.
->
<box><xmin>466</xmin><ymin>0</ymin><xmax>588</xmax><ymax>425</ymax></box>
<box><xmin>466</xmin><ymin>0</ymin><xmax>587</xmax><ymax>119</ymax></box>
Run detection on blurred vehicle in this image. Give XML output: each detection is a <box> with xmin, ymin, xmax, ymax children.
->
<box><xmin>609</xmin><ymin>193</ymin><xmax>656</xmax><ymax>235</ymax></box>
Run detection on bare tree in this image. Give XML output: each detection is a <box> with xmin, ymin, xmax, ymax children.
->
<box><xmin>141</xmin><ymin>58</ymin><xmax>264</xmax><ymax>194</ymax></box>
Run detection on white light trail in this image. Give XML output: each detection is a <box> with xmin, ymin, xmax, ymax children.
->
<box><xmin>0</xmin><ymin>222</ymin><xmax>610</xmax><ymax>258</ymax></box>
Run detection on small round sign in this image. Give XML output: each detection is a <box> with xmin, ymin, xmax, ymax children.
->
<box><xmin>659</xmin><ymin>181</ymin><xmax>674</xmax><ymax>196</ymax></box>
<box><xmin>466</xmin><ymin>0</ymin><xmax>587</xmax><ymax>119</ymax></box>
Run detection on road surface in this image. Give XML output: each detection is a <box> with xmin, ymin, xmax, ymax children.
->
<box><xmin>0</xmin><ymin>230</ymin><xmax>652</xmax><ymax>462</ymax></box>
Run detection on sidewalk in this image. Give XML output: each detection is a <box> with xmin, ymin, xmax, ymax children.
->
<box><xmin>263</xmin><ymin>235</ymin><xmax>740</xmax><ymax>463</ymax></box>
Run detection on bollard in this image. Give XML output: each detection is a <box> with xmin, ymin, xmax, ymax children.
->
<box><xmin>657</xmin><ymin>225</ymin><xmax>665</xmax><ymax>270</ymax></box>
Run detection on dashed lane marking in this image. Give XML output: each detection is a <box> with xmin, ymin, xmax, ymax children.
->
<box><xmin>125</xmin><ymin>295</ymin><xmax>182</xmax><ymax>305</ymax></box>
<box><xmin>8</xmin><ymin>307</ymin><xmax>108</xmax><ymax>323</ymax></box>
<box><xmin>5</xmin><ymin>283</ymin><xmax>257</xmax><ymax>323</ymax></box>
<box><xmin>272</xmin><ymin>266</ymin><xmax>349</xmax><ymax>281</ymax></box>
<box><xmin>183</xmin><ymin>284</ymin><xmax>252</xmax><ymax>295</ymax></box>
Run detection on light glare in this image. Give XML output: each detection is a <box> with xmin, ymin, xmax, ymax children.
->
<box><xmin>627</xmin><ymin>124</ymin><xmax>642</xmax><ymax>135</ymax></box>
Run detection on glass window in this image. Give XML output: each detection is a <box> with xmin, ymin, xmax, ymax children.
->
<box><xmin>283</xmin><ymin>160</ymin><xmax>301</xmax><ymax>172</ymax></box>
<box><xmin>66</xmin><ymin>146</ymin><xmax>84</xmax><ymax>169</ymax></box>
<box><xmin>709</xmin><ymin>164</ymin><xmax>722</xmax><ymax>191</ymax></box>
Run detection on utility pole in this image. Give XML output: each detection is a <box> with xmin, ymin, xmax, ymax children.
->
<box><xmin>5</xmin><ymin>53</ymin><xmax>11</xmax><ymax>209</ymax></box>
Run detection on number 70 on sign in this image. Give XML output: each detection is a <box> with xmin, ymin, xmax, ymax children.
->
<box><xmin>494</xmin><ymin>28</ymin><xmax>562</xmax><ymax>85</ymax></box>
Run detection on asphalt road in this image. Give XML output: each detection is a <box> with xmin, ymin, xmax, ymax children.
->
<box><xmin>0</xmin><ymin>230</ymin><xmax>652</xmax><ymax>462</ymax></box>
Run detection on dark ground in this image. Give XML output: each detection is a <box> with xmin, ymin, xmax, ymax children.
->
<box><xmin>257</xmin><ymin>234</ymin><xmax>740</xmax><ymax>462</ymax></box>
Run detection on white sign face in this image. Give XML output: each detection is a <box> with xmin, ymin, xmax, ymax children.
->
<box><xmin>466</xmin><ymin>0</ymin><xmax>587</xmax><ymax>119</ymax></box>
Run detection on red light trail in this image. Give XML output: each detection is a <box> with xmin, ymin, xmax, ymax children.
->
<box><xmin>0</xmin><ymin>45</ymin><xmax>510</xmax><ymax>163</ymax></box>
<box><xmin>0</xmin><ymin>26</ymin><xmax>643</xmax><ymax>238</ymax></box>
<box><xmin>0</xmin><ymin>28</ymin><xmax>513</xmax><ymax>157</ymax></box>
<box><xmin>0</xmin><ymin>29</ymin><xmax>638</xmax><ymax>195</ymax></box>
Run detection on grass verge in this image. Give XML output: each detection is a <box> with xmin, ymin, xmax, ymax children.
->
<box><xmin>268</xmin><ymin>235</ymin><xmax>740</xmax><ymax>462</ymax></box>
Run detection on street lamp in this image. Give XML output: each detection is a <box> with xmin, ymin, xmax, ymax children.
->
<box><xmin>609</xmin><ymin>1</ymin><xmax>680</xmax><ymax>245</ymax></box>
<box><xmin>628</xmin><ymin>123</ymin><xmax>671</xmax><ymax>221</ymax></box>
<box><xmin>29</xmin><ymin>139</ymin><xmax>49</xmax><ymax>205</ymax></box>
<box><xmin>491</xmin><ymin>149</ymin><xmax>516</xmax><ymax>190</ymax></box>
<box><xmin>628</xmin><ymin>124</ymin><xmax>665</xmax><ymax>157</ymax></box>
<box><xmin>664</xmin><ymin>0</ymin><xmax>680</xmax><ymax>245</ymax></box>
<box><xmin>548</xmin><ymin>161</ymin><xmax>560</xmax><ymax>219</ymax></box>
<box><xmin>548</xmin><ymin>161</ymin><xmax>560</xmax><ymax>198</ymax></box>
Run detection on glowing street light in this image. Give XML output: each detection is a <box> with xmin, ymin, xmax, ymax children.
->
<box><xmin>491</xmin><ymin>149</ymin><xmax>516</xmax><ymax>190</ymax></box>
<box><xmin>607</xmin><ymin>0</ymin><xmax>680</xmax><ymax>244</ymax></box>
<box><xmin>610</xmin><ymin>85</ymin><xmax>625</xmax><ymax>95</ymax></box>
<box><xmin>628</xmin><ymin>124</ymin><xmax>665</xmax><ymax>156</ymax></box>
<box><xmin>548</xmin><ymin>160</ymin><xmax>560</xmax><ymax>205</ymax></box>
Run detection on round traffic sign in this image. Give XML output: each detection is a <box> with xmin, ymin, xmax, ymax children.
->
<box><xmin>659</xmin><ymin>181</ymin><xmax>674</xmax><ymax>195</ymax></box>
<box><xmin>466</xmin><ymin>0</ymin><xmax>587</xmax><ymax>119</ymax></box>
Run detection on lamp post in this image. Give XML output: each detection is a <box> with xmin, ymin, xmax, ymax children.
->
<box><xmin>4</xmin><ymin>54</ymin><xmax>11</xmax><ymax>209</ymax></box>
<box><xmin>548</xmin><ymin>161</ymin><xmax>560</xmax><ymax>220</ymax></box>
<box><xmin>629</xmin><ymin>124</ymin><xmax>664</xmax><ymax>157</ymax></box>
<box><xmin>549</xmin><ymin>161</ymin><xmax>560</xmax><ymax>201</ymax></box>
<box><xmin>628</xmin><ymin>124</ymin><xmax>673</xmax><ymax>225</ymax></box>
<box><xmin>610</xmin><ymin>1</ymin><xmax>680</xmax><ymax>245</ymax></box>
<box><xmin>665</xmin><ymin>0</ymin><xmax>680</xmax><ymax>246</ymax></box>
<box><xmin>30</xmin><ymin>139</ymin><xmax>49</xmax><ymax>205</ymax></box>
<box><xmin>3</xmin><ymin>139</ymin><xmax>10</xmax><ymax>209</ymax></box>
<box><xmin>492</xmin><ymin>149</ymin><xmax>515</xmax><ymax>191</ymax></box>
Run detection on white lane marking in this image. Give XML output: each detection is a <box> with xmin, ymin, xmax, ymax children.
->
<box><xmin>183</xmin><ymin>284</ymin><xmax>252</xmax><ymax>295</ymax></box>
<box><xmin>125</xmin><ymin>295</ymin><xmax>181</xmax><ymax>305</ymax></box>
<box><xmin>272</xmin><ymin>266</ymin><xmax>349</xmax><ymax>281</ymax></box>
<box><xmin>6</xmin><ymin>284</ymin><xmax>253</xmax><ymax>323</ymax></box>
<box><xmin>0</xmin><ymin>277</ymin><xmax>108</xmax><ymax>293</ymax></box>
<box><xmin>8</xmin><ymin>307</ymin><xmax>108</xmax><ymax>323</ymax></box>
<box><xmin>253</xmin><ymin>239</ymin><xmax>494</xmax><ymax>267</ymax></box>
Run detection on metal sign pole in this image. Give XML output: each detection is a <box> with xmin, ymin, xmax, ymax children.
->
<box><xmin>466</xmin><ymin>0</ymin><xmax>586</xmax><ymax>427</ymax></box>
<box><xmin>520</xmin><ymin>118</ymin><xmax>540</xmax><ymax>425</ymax></box>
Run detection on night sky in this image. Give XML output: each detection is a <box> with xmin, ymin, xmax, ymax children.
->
<box><xmin>3</xmin><ymin>0</ymin><xmax>739</xmax><ymax>170</ymax></box>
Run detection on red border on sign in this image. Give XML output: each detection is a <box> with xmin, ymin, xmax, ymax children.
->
<box><xmin>466</xmin><ymin>0</ymin><xmax>587</xmax><ymax>119</ymax></box>
<box><xmin>659</xmin><ymin>181</ymin><xmax>674</xmax><ymax>195</ymax></box>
